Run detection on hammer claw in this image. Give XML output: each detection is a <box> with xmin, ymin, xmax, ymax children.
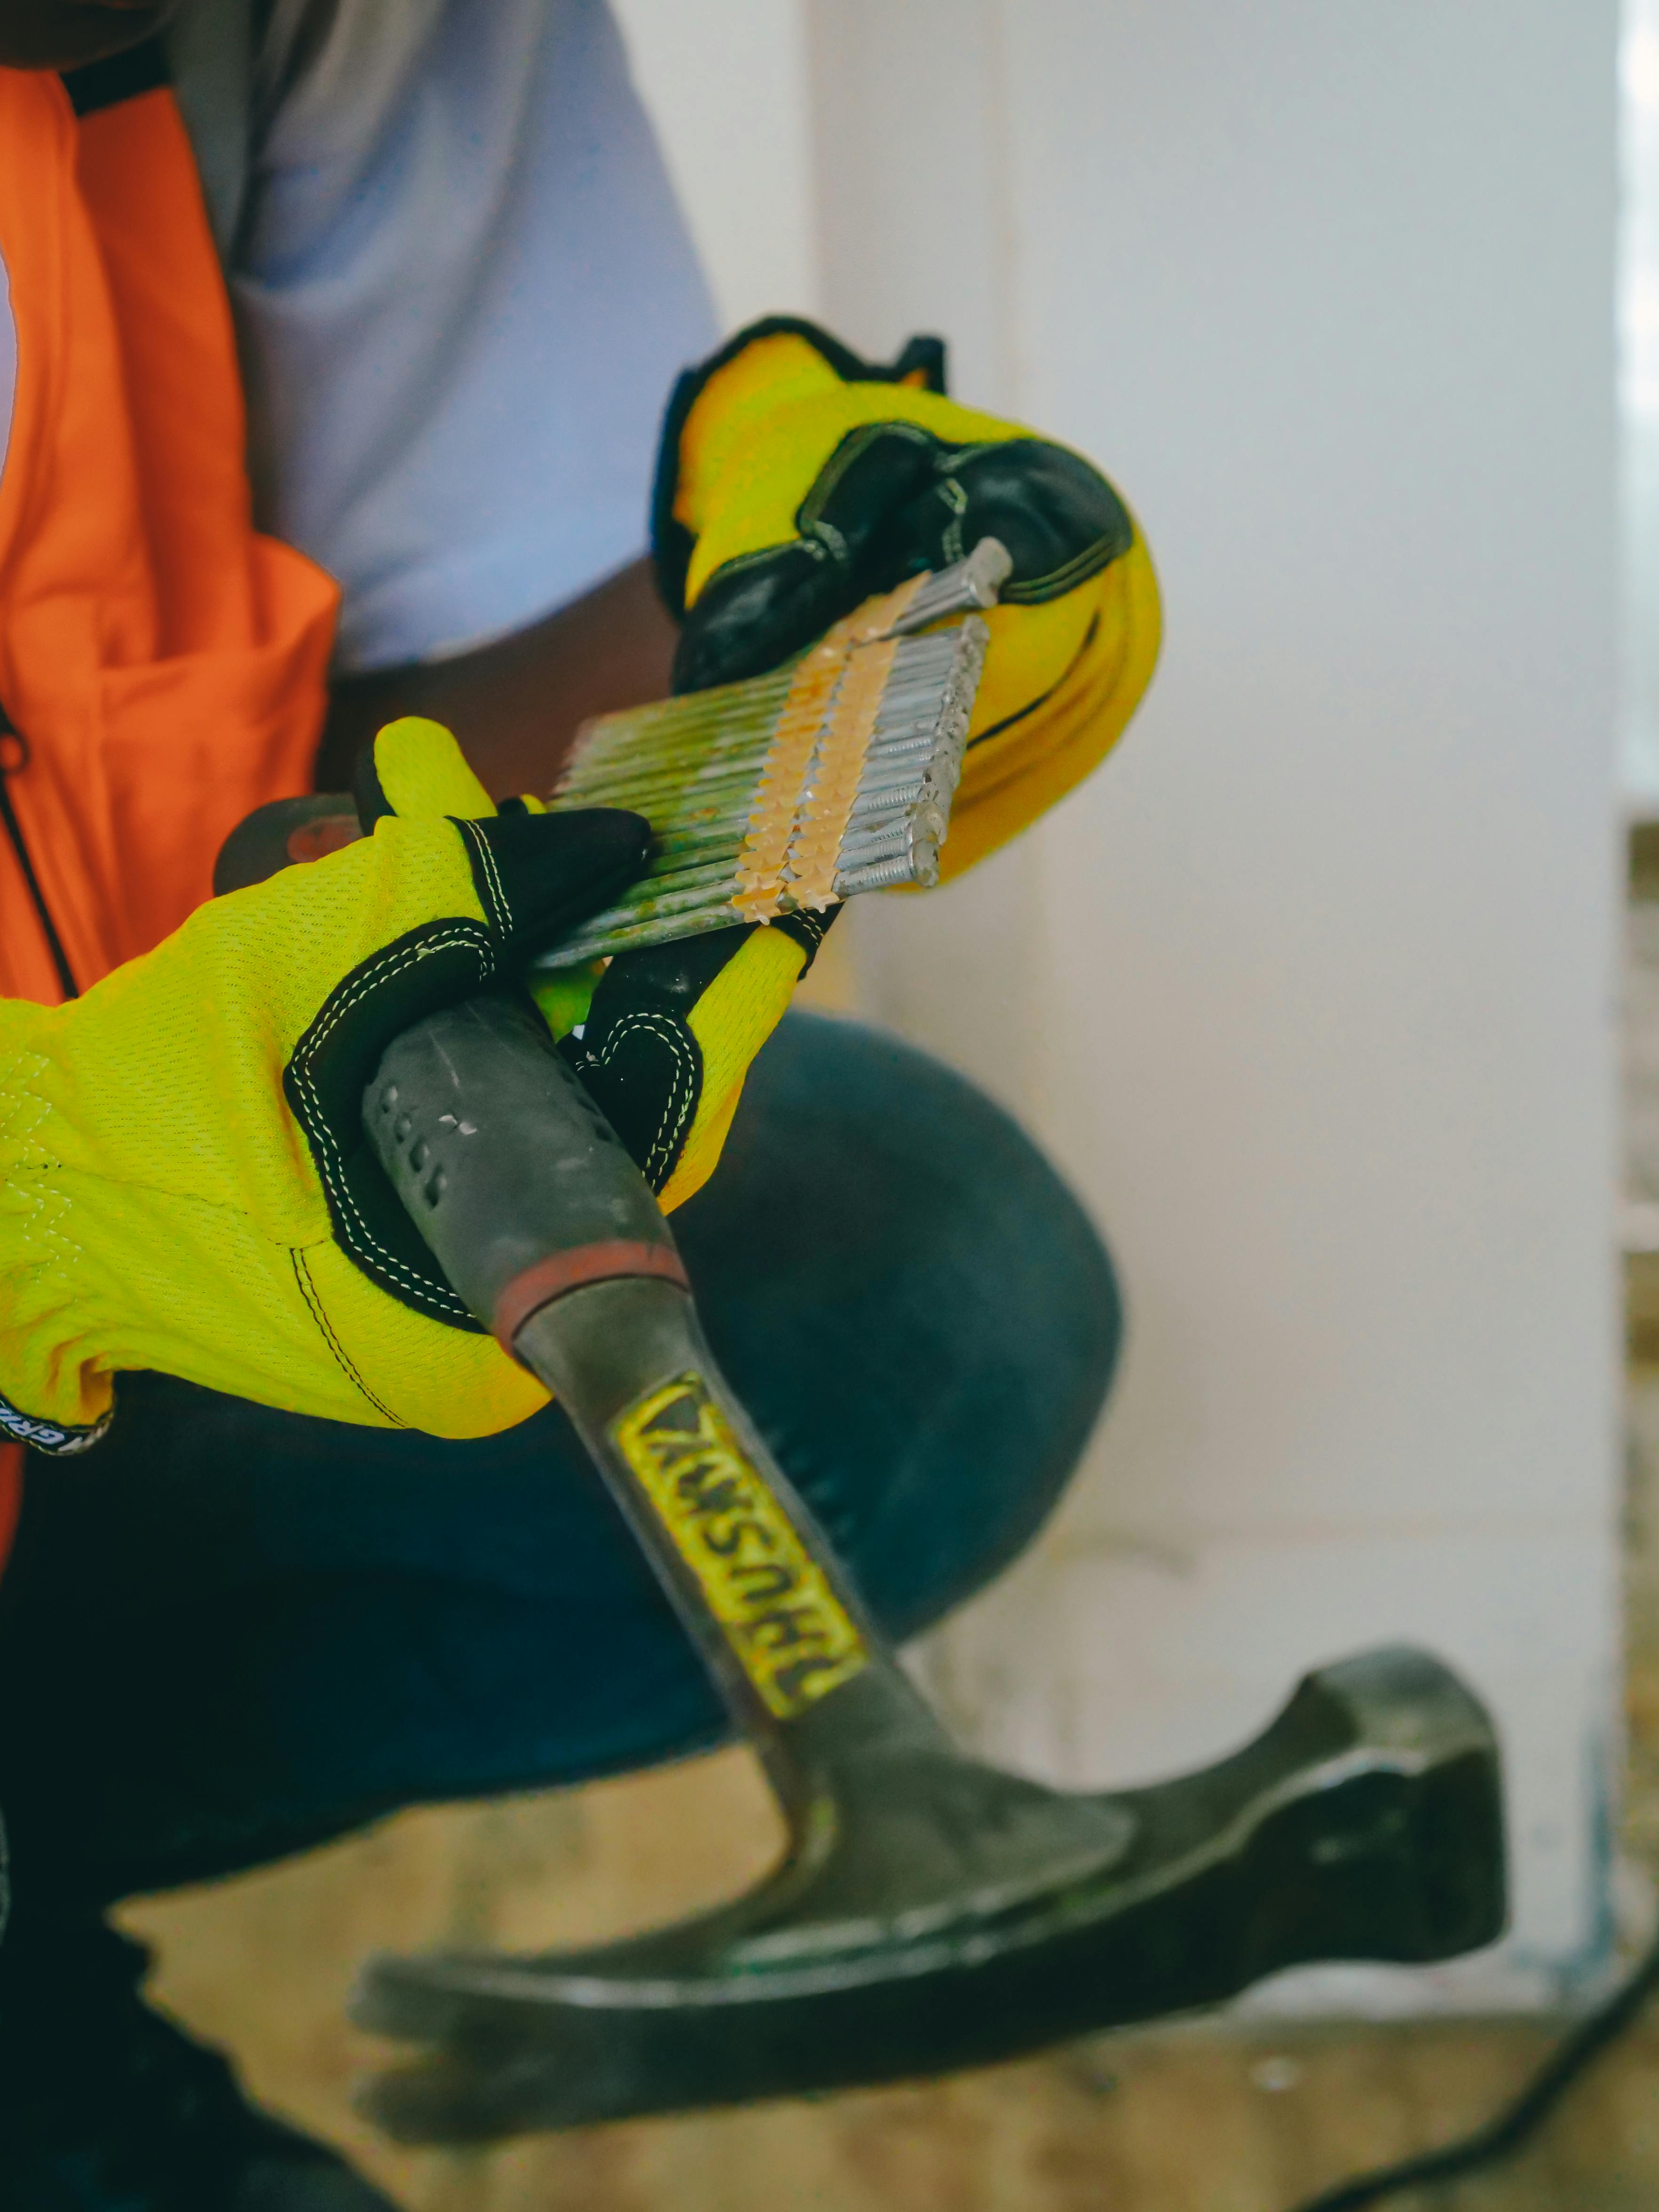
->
<box><xmin>351</xmin><ymin>1645</ymin><xmax>1504</xmax><ymax>2139</ymax></box>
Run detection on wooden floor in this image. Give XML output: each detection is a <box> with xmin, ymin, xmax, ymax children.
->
<box><xmin>116</xmin><ymin>882</ymin><xmax>1659</xmax><ymax>2212</ymax></box>
<box><xmin>122</xmin><ymin>1808</ymin><xmax>1659</xmax><ymax>2212</ymax></box>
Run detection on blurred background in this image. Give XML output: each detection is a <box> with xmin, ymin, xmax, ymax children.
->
<box><xmin>128</xmin><ymin>4</ymin><xmax>1659</xmax><ymax>2205</ymax></box>
<box><xmin>621</xmin><ymin>0</ymin><xmax>1622</xmax><ymax>2012</ymax></box>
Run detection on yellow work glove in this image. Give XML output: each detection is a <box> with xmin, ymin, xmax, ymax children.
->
<box><xmin>552</xmin><ymin>908</ymin><xmax>828</xmax><ymax>1213</ymax></box>
<box><xmin>653</xmin><ymin>315</ymin><xmax>1161</xmax><ymax>880</ymax></box>
<box><xmin>355</xmin><ymin>722</ymin><xmax>822</xmax><ymax>1220</ymax></box>
<box><xmin>0</xmin><ymin>721</ymin><xmax>648</xmax><ymax>1451</ymax></box>
<box><xmin>556</xmin><ymin>318</ymin><xmax>1160</xmax><ymax>1218</ymax></box>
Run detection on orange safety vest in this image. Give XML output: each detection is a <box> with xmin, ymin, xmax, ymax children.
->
<box><xmin>0</xmin><ymin>66</ymin><xmax>339</xmax><ymax>1557</ymax></box>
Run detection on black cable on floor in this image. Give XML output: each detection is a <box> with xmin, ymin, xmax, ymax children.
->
<box><xmin>1282</xmin><ymin>1923</ymin><xmax>1659</xmax><ymax>2212</ymax></box>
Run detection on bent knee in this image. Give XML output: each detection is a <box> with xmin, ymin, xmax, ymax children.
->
<box><xmin>678</xmin><ymin>1012</ymin><xmax>1123</xmax><ymax>1641</ymax></box>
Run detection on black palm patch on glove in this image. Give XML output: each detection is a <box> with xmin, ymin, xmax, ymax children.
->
<box><xmin>563</xmin><ymin>910</ymin><xmax>832</xmax><ymax>1192</ymax></box>
<box><xmin>673</xmin><ymin>426</ymin><xmax>1131</xmax><ymax>695</ymax></box>
<box><xmin>284</xmin><ymin>809</ymin><xmax>648</xmax><ymax>1324</ymax></box>
<box><xmin>559</xmin><ymin>927</ymin><xmax>736</xmax><ymax>1191</ymax></box>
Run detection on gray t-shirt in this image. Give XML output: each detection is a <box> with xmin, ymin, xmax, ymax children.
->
<box><xmin>0</xmin><ymin>0</ymin><xmax>718</xmax><ymax>673</ymax></box>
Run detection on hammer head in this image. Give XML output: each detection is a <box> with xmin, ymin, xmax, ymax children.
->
<box><xmin>353</xmin><ymin>1645</ymin><xmax>1504</xmax><ymax>2141</ymax></box>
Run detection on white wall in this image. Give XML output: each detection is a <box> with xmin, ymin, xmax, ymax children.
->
<box><xmin>1624</xmin><ymin>0</ymin><xmax>1659</xmax><ymax>810</ymax></box>
<box><xmin>623</xmin><ymin>1</ymin><xmax>1625</xmax><ymax>2005</ymax></box>
<box><xmin>610</xmin><ymin>0</ymin><xmax>817</xmax><ymax>332</ymax></box>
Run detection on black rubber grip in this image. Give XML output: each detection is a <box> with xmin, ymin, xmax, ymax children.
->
<box><xmin>362</xmin><ymin>995</ymin><xmax>682</xmax><ymax>1345</ymax></box>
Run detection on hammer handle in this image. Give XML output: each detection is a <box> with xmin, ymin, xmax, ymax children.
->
<box><xmin>363</xmin><ymin>997</ymin><xmax>945</xmax><ymax>1781</ymax></box>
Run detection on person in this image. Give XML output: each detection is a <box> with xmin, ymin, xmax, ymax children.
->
<box><xmin>0</xmin><ymin>0</ymin><xmax>1160</xmax><ymax>2203</ymax></box>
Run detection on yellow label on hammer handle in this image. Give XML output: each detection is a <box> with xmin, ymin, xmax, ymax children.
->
<box><xmin>608</xmin><ymin>1371</ymin><xmax>869</xmax><ymax>1721</ymax></box>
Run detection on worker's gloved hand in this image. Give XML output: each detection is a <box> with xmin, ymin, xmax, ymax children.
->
<box><xmin>0</xmin><ymin>721</ymin><xmax>648</xmax><ymax>1449</ymax></box>
<box><xmin>576</xmin><ymin>317</ymin><xmax>1161</xmax><ymax>1216</ymax></box>
<box><xmin>654</xmin><ymin>315</ymin><xmax>1162</xmax><ymax>881</ymax></box>
<box><xmin>358</xmin><ymin>719</ymin><xmax>832</xmax><ymax>1217</ymax></box>
<box><xmin>555</xmin><ymin>907</ymin><xmax>831</xmax><ymax>1212</ymax></box>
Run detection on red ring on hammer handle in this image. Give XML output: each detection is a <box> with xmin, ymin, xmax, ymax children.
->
<box><xmin>493</xmin><ymin>1242</ymin><xmax>689</xmax><ymax>1353</ymax></box>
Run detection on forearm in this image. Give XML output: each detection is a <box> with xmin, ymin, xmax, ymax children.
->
<box><xmin>316</xmin><ymin>557</ymin><xmax>678</xmax><ymax>799</ymax></box>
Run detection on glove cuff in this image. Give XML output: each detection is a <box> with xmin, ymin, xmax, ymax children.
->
<box><xmin>650</xmin><ymin>316</ymin><xmax>948</xmax><ymax>618</ymax></box>
<box><xmin>0</xmin><ymin>1385</ymin><xmax>111</xmax><ymax>1457</ymax></box>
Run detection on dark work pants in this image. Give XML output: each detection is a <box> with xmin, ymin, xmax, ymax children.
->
<box><xmin>0</xmin><ymin>1014</ymin><xmax>1121</xmax><ymax>1912</ymax></box>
